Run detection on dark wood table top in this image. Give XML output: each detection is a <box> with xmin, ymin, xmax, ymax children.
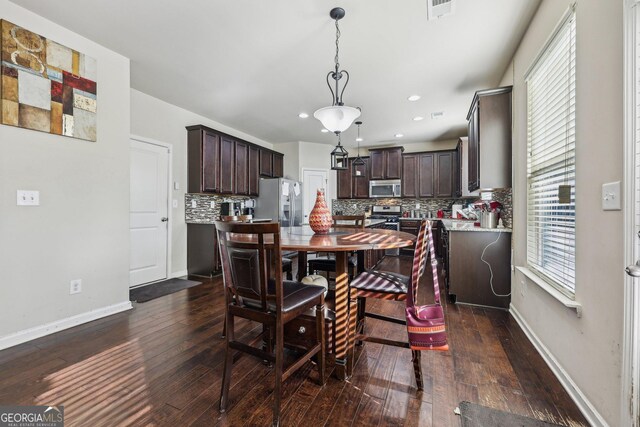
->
<box><xmin>228</xmin><ymin>225</ymin><xmax>415</xmax><ymax>251</ymax></box>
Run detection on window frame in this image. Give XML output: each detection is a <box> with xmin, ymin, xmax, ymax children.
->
<box><xmin>524</xmin><ymin>6</ymin><xmax>577</xmax><ymax>298</ymax></box>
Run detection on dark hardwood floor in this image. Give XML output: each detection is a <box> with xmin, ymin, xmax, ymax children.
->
<box><xmin>0</xmin><ymin>256</ymin><xmax>588</xmax><ymax>426</ymax></box>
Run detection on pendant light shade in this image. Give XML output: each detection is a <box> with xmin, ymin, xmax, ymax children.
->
<box><xmin>314</xmin><ymin>105</ymin><xmax>361</xmax><ymax>134</ymax></box>
<box><xmin>315</xmin><ymin>8</ymin><xmax>360</xmax><ymax>135</ymax></box>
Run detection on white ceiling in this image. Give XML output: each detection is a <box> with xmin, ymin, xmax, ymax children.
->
<box><xmin>11</xmin><ymin>0</ymin><xmax>540</xmax><ymax>148</ymax></box>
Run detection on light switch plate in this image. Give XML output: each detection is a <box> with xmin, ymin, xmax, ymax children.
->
<box><xmin>602</xmin><ymin>181</ymin><xmax>621</xmax><ymax>210</ymax></box>
<box><xmin>172</xmin><ymin>199</ymin><xmax>178</xmax><ymax>208</ymax></box>
<box><xmin>174</xmin><ymin>182</ymin><xmax>180</xmax><ymax>190</ymax></box>
<box><xmin>17</xmin><ymin>190</ymin><xmax>40</xmax><ymax>206</ymax></box>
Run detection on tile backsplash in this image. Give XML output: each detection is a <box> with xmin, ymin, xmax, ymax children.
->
<box><xmin>185</xmin><ymin>194</ymin><xmax>251</xmax><ymax>224</ymax></box>
<box><xmin>332</xmin><ymin>188</ymin><xmax>512</xmax><ymax>227</ymax></box>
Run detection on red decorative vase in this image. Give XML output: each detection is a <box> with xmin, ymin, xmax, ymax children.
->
<box><xmin>309</xmin><ymin>189</ymin><xmax>332</xmax><ymax>234</ymax></box>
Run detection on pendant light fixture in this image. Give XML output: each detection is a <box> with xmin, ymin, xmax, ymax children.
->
<box><xmin>352</xmin><ymin>121</ymin><xmax>366</xmax><ymax>177</ymax></box>
<box><xmin>314</xmin><ymin>7</ymin><xmax>361</xmax><ymax>136</ymax></box>
<box><xmin>330</xmin><ymin>133</ymin><xmax>349</xmax><ymax>170</ymax></box>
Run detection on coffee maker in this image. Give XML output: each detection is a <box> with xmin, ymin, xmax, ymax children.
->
<box><xmin>220</xmin><ymin>201</ymin><xmax>243</xmax><ymax>217</ymax></box>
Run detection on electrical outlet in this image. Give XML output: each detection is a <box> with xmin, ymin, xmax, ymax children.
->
<box><xmin>70</xmin><ymin>279</ymin><xmax>82</xmax><ymax>295</ymax></box>
<box><xmin>415</xmin><ymin>203</ymin><xmax>420</xmax><ymax>209</ymax></box>
<box><xmin>191</xmin><ymin>200</ymin><xmax>197</xmax><ymax>208</ymax></box>
<box><xmin>210</xmin><ymin>201</ymin><xmax>215</xmax><ymax>209</ymax></box>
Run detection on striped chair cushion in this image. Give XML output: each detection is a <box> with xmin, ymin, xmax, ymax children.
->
<box><xmin>350</xmin><ymin>270</ymin><xmax>410</xmax><ymax>295</ymax></box>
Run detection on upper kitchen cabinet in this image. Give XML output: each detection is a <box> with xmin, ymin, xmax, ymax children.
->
<box><xmin>259</xmin><ymin>149</ymin><xmax>273</xmax><ymax>177</ymax></box>
<box><xmin>248</xmin><ymin>146</ymin><xmax>260</xmax><ymax>196</ymax></box>
<box><xmin>369</xmin><ymin>147</ymin><xmax>403</xmax><ymax>180</ymax></box>
<box><xmin>466</xmin><ymin>86</ymin><xmax>512</xmax><ymax>192</ymax></box>
<box><xmin>272</xmin><ymin>153</ymin><xmax>284</xmax><ymax>178</ymax></box>
<box><xmin>186</xmin><ymin>124</ymin><xmax>283</xmax><ymax>195</ymax></box>
<box><xmin>259</xmin><ymin>149</ymin><xmax>284</xmax><ymax>178</ymax></box>
<box><xmin>352</xmin><ymin>157</ymin><xmax>370</xmax><ymax>199</ymax></box>
<box><xmin>336</xmin><ymin>157</ymin><xmax>370</xmax><ymax>199</ymax></box>
<box><xmin>219</xmin><ymin>135</ymin><xmax>236</xmax><ymax>194</ymax></box>
<box><xmin>187</xmin><ymin>126</ymin><xmax>220</xmax><ymax>193</ymax></box>
<box><xmin>403</xmin><ymin>150</ymin><xmax>459</xmax><ymax>198</ymax></box>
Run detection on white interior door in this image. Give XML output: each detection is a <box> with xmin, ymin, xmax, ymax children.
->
<box><xmin>130</xmin><ymin>139</ymin><xmax>169</xmax><ymax>287</ymax></box>
<box><xmin>302</xmin><ymin>169</ymin><xmax>328</xmax><ymax>224</ymax></box>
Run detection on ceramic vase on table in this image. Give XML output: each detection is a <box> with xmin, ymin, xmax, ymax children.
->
<box><xmin>309</xmin><ymin>189</ymin><xmax>332</xmax><ymax>234</ymax></box>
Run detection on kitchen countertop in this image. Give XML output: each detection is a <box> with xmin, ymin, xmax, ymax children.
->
<box><xmin>187</xmin><ymin>218</ymin><xmax>389</xmax><ymax>227</ymax></box>
<box><xmin>440</xmin><ymin>219</ymin><xmax>512</xmax><ymax>233</ymax></box>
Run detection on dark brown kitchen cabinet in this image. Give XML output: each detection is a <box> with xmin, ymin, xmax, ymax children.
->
<box><xmin>399</xmin><ymin>219</ymin><xmax>420</xmax><ymax>255</ymax></box>
<box><xmin>466</xmin><ymin>86</ymin><xmax>512</xmax><ymax>192</ymax></box>
<box><xmin>369</xmin><ymin>147</ymin><xmax>403</xmax><ymax>180</ymax></box>
<box><xmin>219</xmin><ymin>136</ymin><xmax>235</xmax><ymax>193</ymax></box>
<box><xmin>235</xmin><ymin>140</ymin><xmax>248</xmax><ymax>195</ymax></box>
<box><xmin>187</xmin><ymin>125</ymin><xmax>284</xmax><ymax>196</ymax></box>
<box><xmin>187</xmin><ymin>223</ymin><xmax>221</xmax><ymax>277</ymax></box>
<box><xmin>336</xmin><ymin>157</ymin><xmax>370</xmax><ymax>199</ymax></box>
<box><xmin>402</xmin><ymin>150</ymin><xmax>459</xmax><ymax>198</ymax></box>
<box><xmin>272</xmin><ymin>153</ymin><xmax>284</xmax><ymax>178</ymax></box>
<box><xmin>402</xmin><ymin>154</ymin><xmax>418</xmax><ymax>198</ymax></box>
<box><xmin>260</xmin><ymin>149</ymin><xmax>273</xmax><ymax>177</ymax></box>
<box><xmin>418</xmin><ymin>153</ymin><xmax>435</xmax><ymax>198</ymax></box>
<box><xmin>454</xmin><ymin>140</ymin><xmax>463</xmax><ymax>197</ymax></box>
<box><xmin>187</xmin><ymin>128</ymin><xmax>219</xmax><ymax>193</ymax></box>
<box><xmin>435</xmin><ymin>151</ymin><xmax>453</xmax><ymax>197</ymax></box>
<box><xmin>352</xmin><ymin>157</ymin><xmax>370</xmax><ymax>198</ymax></box>
<box><xmin>337</xmin><ymin>162</ymin><xmax>352</xmax><ymax>199</ymax></box>
<box><xmin>248</xmin><ymin>146</ymin><xmax>260</xmax><ymax>196</ymax></box>
<box><xmin>403</xmin><ymin>152</ymin><xmax>434</xmax><ymax>198</ymax></box>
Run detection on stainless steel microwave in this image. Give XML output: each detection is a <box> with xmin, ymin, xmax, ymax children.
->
<box><xmin>369</xmin><ymin>179</ymin><xmax>402</xmax><ymax>198</ymax></box>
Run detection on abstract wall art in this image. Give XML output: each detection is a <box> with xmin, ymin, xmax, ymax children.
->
<box><xmin>1</xmin><ymin>20</ymin><xmax>97</xmax><ymax>141</ymax></box>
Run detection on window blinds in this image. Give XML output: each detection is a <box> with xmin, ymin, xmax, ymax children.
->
<box><xmin>526</xmin><ymin>11</ymin><xmax>576</xmax><ymax>296</ymax></box>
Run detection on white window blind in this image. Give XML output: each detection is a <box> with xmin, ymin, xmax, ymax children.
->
<box><xmin>526</xmin><ymin>10</ymin><xmax>576</xmax><ymax>296</ymax></box>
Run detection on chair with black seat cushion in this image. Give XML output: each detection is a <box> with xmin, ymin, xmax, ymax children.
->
<box><xmin>347</xmin><ymin>219</ymin><xmax>432</xmax><ymax>390</ymax></box>
<box><xmin>307</xmin><ymin>215</ymin><xmax>366</xmax><ymax>280</ymax></box>
<box><xmin>216</xmin><ymin>221</ymin><xmax>326</xmax><ymax>427</ymax></box>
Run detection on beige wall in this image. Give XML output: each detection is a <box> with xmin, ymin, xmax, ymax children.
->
<box><xmin>0</xmin><ymin>1</ymin><xmax>131</xmax><ymax>339</ymax></box>
<box><xmin>130</xmin><ymin>89</ymin><xmax>273</xmax><ymax>276</ymax></box>
<box><xmin>503</xmin><ymin>1</ymin><xmax>623</xmax><ymax>424</ymax></box>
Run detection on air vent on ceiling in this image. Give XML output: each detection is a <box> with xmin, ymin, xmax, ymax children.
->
<box><xmin>427</xmin><ymin>0</ymin><xmax>455</xmax><ymax>21</ymax></box>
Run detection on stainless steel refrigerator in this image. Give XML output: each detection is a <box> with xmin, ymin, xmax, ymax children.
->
<box><xmin>254</xmin><ymin>178</ymin><xmax>303</xmax><ymax>227</ymax></box>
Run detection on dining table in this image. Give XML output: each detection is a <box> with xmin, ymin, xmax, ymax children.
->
<box><xmin>273</xmin><ymin>225</ymin><xmax>415</xmax><ymax>380</ymax></box>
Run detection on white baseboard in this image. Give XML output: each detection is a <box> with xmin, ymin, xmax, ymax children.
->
<box><xmin>509</xmin><ymin>304</ymin><xmax>608</xmax><ymax>427</ymax></box>
<box><xmin>0</xmin><ymin>301</ymin><xmax>133</xmax><ymax>351</ymax></box>
<box><xmin>171</xmin><ymin>270</ymin><xmax>188</xmax><ymax>278</ymax></box>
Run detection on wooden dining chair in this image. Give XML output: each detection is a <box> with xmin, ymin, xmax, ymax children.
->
<box><xmin>307</xmin><ymin>215</ymin><xmax>366</xmax><ymax>280</ymax></box>
<box><xmin>216</xmin><ymin>221</ymin><xmax>326</xmax><ymax>426</ymax></box>
<box><xmin>347</xmin><ymin>219</ymin><xmax>432</xmax><ymax>390</ymax></box>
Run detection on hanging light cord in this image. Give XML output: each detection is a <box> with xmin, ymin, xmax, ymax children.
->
<box><xmin>334</xmin><ymin>19</ymin><xmax>341</xmax><ymax>73</ymax></box>
<box><xmin>326</xmin><ymin>16</ymin><xmax>350</xmax><ymax>106</ymax></box>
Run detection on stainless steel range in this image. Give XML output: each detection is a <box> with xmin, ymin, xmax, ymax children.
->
<box><xmin>369</xmin><ymin>205</ymin><xmax>401</xmax><ymax>255</ymax></box>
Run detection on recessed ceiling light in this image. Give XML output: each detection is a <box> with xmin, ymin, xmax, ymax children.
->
<box><xmin>356</xmin><ymin>137</ymin><xmax>363</xmax><ymax>142</ymax></box>
<box><xmin>431</xmin><ymin>111</ymin><xmax>445</xmax><ymax>119</ymax></box>
<box><xmin>407</xmin><ymin>95</ymin><xmax>421</xmax><ymax>102</ymax></box>
<box><xmin>298</xmin><ymin>112</ymin><xmax>309</xmax><ymax>118</ymax></box>
<box><xmin>321</xmin><ymin>128</ymin><xmax>329</xmax><ymax>133</ymax></box>
<box><xmin>395</xmin><ymin>133</ymin><xmax>404</xmax><ymax>138</ymax></box>
<box><xmin>413</xmin><ymin>116</ymin><xmax>424</xmax><ymax>121</ymax></box>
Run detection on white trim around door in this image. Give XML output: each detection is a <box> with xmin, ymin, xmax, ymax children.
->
<box><xmin>622</xmin><ymin>0</ymin><xmax>640</xmax><ymax>425</ymax></box>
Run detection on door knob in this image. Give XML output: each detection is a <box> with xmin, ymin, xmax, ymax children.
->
<box><xmin>626</xmin><ymin>260</ymin><xmax>640</xmax><ymax>277</ymax></box>
<box><xmin>161</xmin><ymin>217</ymin><xmax>169</xmax><ymax>222</ymax></box>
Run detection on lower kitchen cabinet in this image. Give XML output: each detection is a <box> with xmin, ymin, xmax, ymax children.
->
<box><xmin>187</xmin><ymin>224</ymin><xmax>221</xmax><ymax>277</ymax></box>
<box><xmin>446</xmin><ymin>230</ymin><xmax>511</xmax><ymax>309</ymax></box>
<box><xmin>399</xmin><ymin>219</ymin><xmax>420</xmax><ymax>255</ymax></box>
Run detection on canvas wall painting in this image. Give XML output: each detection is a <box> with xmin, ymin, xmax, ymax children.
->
<box><xmin>0</xmin><ymin>20</ymin><xmax>97</xmax><ymax>142</ymax></box>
